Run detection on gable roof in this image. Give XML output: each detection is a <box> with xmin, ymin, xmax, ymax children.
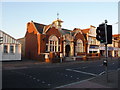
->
<box><xmin>59</xmin><ymin>28</ymin><xmax>72</xmax><ymax>35</ymax></box>
<box><xmin>43</xmin><ymin>24</ymin><xmax>52</xmax><ymax>33</ymax></box>
<box><xmin>33</xmin><ymin>22</ymin><xmax>46</xmax><ymax>34</ymax></box>
<box><xmin>0</xmin><ymin>30</ymin><xmax>20</xmax><ymax>44</ymax></box>
<box><xmin>31</xmin><ymin>21</ymin><xmax>89</xmax><ymax>38</ymax></box>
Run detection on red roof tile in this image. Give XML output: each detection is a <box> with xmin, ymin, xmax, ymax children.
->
<box><xmin>81</xmin><ymin>28</ymin><xmax>90</xmax><ymax>34</ymax></box>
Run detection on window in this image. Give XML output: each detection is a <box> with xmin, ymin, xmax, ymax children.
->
<box><xmin>89</xmin><ymin>51</ymin><xmax>97</xmax><ymax>53</ymax></box>
<box><xmin>4</xmin><ymin>45</ymin><xmax>8</xmax><ymax>53</ymax></box>
<box><xmin>76</xmin><ymin>39</ymin><xmax>84</xmax><ymax>53</ymax></box>
<box><xmin>92</xmin><ymin>38</ymin><xmax>96</xmax><ymax>44</ymax></box>
<box><xmin>46</xmin><ymin>44</ymin><xmax>48</xmax><ymax>51</ymax></box>
<box><xmin>47</xmin><ymin>35</ymin><xmax>60</xmax><ymax>52</ymax></box>
<box><xmin>10</xmin><ymin>45</ymin><xmax>14</xmax><ymax>53</ymax></box>
<box><xmin>58</xmin><ymin>45</ymin><xmax>60</xmax><ymax>51</ymax></box>
<box><xmin>88</xmin><ymin>37</ymin><xmax>91</xmax><ymax>44</ymax></box>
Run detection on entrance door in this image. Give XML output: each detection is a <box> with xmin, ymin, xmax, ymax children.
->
<box><xmin>65</xmin><ymin>45</ymin><xmax>70</xmax><ymax>57</ymax></box>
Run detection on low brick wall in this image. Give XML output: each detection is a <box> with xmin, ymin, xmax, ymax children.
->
<box><xmin>76</xmin><ymin>56</ymin><xmax>87</xmax><ymax>61</ymax></box>
<box><xmin>86</xmin><ymin>53</ymin><xmax>100</xmax><ymax>60</ymax></box>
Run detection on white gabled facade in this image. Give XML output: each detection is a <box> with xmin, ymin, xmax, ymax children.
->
<box><xmin>0</xmin><ymin>30</ymin><xmax>21</xmax><ymax>61</ymax></box>
<box><xmin>87</xmin><ymin>25</ymin><xmax>100</xmax><ymax>54</ymax></box>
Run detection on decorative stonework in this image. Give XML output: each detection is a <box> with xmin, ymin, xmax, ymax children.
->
<box><xmin>63</xmin><ymin>34</ymin><xmax>74</xmax><ymax>57</ymax></box>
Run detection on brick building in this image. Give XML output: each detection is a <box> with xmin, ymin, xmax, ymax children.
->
<box><xmin>24</xmin><ymin>18</ymin><xmax>120</xmax><ymax>62</ymax></box>
<box><xmin>25</xmin><ymin>19</ymin><xmax>88</xmax><ymax>62</ymax></box>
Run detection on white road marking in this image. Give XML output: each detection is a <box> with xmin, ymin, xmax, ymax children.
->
<box><xmin>42</xmin><ymin>81</ymin><xmax>45</xmax><ymax>83</ymax></box>
<box><xmin>99</xmin><ymin>71</ymin><xmax>105</xmax><ymax>75</ymax></box>
<box><xmin>29</xmin><ymin>76</ymin><xmax>32</xmax><ymax>78</ymax></box>
<box><xmin>56</xmin><ymin>77</ymin><xmax>96</xmax><ymax>88</ymax></box>
<box><xmin>37</xmin><ymin>79</ymin><xmax>40</xmax><ymax>82</ymax></box>
<box><xmin>33</xmin><ymin>77</ymin><xmax>36</xmax><ymax>80</ymax></box>
<box><xmin>117</xmin><ymin>68</ymin><xmax>120</xmax><ymax>71</ymax></box>
<box><xmin>66</xmin><ymin>69</ymin><xmax>97</xmax><ymax>77</ymax></box>
<box><xmin>82</xmin><ymin>67</ymin><xmax>87</xmax><ymax>69</ymax></box>
<box><xmin>48</xmin><ymin>84</ymin><xmax>51</xmax><ymax>86</ymax></box>
<box><xmin>11</xmin><ymin>71</ymin><xmax>43</xmax><ymax>84</ymax></box>
<box><xmin>66</xmin><ymin>69</ymin><xmax>70</xmax><ymax>71</ymax></box>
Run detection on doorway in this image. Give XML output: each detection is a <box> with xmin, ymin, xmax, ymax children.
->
<box><xmin>65</xmin><ymin>45</ymin><xmax>70</xmax><ymax>57</ymax></box>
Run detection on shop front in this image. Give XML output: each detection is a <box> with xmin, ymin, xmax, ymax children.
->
<box><xmin>113</xmin><ymin>47</ymin><xmax>120</xmax><ymax>57</ymax></box>
<box><xmin>100</xmin><ymin>46</ymin><xmax>120</xmax><ymax>57</ymax></box>
<box><xmin>89</xmin><ymin>45</ymin><xmax>99</xmax><ymax>54</ymax></box>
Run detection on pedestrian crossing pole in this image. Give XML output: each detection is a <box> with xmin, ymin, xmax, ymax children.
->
<box><xmin>104</xmin><ymin>20</ymin><xmax>108</xmax><ymax>82</ymax></box>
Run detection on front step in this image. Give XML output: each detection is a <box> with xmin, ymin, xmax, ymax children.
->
<box><xmin>65</xmin><ymin>57</ymin><xmax>76</xmax><ymax>61</ymax></box>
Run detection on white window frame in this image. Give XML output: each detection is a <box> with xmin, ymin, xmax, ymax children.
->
<box><xmin>10</xmin><ymin>45</ymin><xmax>14</xmax><ymax>53</ymax></box>
<box><xmin>47</xmin><ymin>35</ymin><xmax>60</xmax><ymax>52</ymax></box>
<box><xmin>4</xmin><ymin>45</ymin><xmax>8</xmax><ymax>53</ymax></box>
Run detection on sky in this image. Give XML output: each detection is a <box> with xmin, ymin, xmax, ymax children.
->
<box><xmin>0</xmin><ymin>1</ymin><xmax>119</xmax><ymax>39</ymax></box>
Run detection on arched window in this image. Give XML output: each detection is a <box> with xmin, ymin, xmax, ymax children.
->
<box><xmin>76</xmin><ymin>39</ymin><xmax>84</xmax><ymax>53</ymax></box>
<box><xmin>46</xmin><ymin>35</ymin><xmax>60</xmax><ymax>52</ymax></box>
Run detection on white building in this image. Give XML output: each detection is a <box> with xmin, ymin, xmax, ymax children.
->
<box><xmin>0</xmin><ymin>30</ymin><xmax>21</xmax><ymax>61</ymax></box>
<box><xmin>84</xmin><ymin>25</ymin><xmax>100</xmax><ymax>54</ymax></box>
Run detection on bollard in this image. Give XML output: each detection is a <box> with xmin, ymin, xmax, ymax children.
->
<box><xmin>45</xmin><ymin>54</ymin><xmax>50</xmax><ymax>63</ymax></box>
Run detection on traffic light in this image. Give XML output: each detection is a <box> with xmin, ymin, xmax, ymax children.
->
<box><xmin>96</xmin><ymin>24</ymin><xmax>112</xmax><ymax>44</ymax></box>
<box><xmin>96</xmin><ymin>24</ymin><xmax>106</xmax><ymax>43</ymax></box>
<box><xmin>96</xmin><ymin>27</ymin><xmax>100</xmax><ymax>41</ymax></box>
<box><xmin>0</xmin><ymin>37</ymin><xmax>3</xmax><ymax>42</ymax></box>
<box><xmin>107</xmin><ymin>25</ymin><xmax>112</xmax><ymax>44</ymax></box>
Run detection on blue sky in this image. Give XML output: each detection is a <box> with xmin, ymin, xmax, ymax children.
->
<box><xmin>1</xmin><ymin>2</ymin><xmax>118</xmax><ymax>39</ymax></box>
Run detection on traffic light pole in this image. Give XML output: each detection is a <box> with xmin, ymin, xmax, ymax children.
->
<box><xmin>105</xmin><ymin>44</ymin><xmax>108</xmax><ymax>82</ymax></box>
<box><xmin>105</xmin><ymin>20</ymin><xmax>108</xmax><ymax>82</ymax></box>
<box><xmin>96</xmin><ymin>20</ymin><xmax>112</xmax><ymax>83</ymax></box>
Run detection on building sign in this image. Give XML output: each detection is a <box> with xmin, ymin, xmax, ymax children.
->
<box><xmin>108</xmin><ymin>47</ymin><xmax>113</xmax><ymax>51</ymax></box>
<box><xmin>90</xmin><ymin>45</ymin><xmax>99</xmax><ymax>49</ymax></box>
<box><xmin>114</xmin><ymin>47</ymin><xmax>120</xmax><ymax>51</ymax></box>
<box><xmin>100</xmin><ymin>47</ymin><xmax>105</xmax><ymax>50</ymax></box>
<box><xmin>89</xmin><ymin>49</ymin><xmax>98</xmax><ymax>51</ymax></box>
<box><xmin>100</xmin><ymin>47</ymin><xmax>120</xmax><ymax>51</ymax></box>
<box><xmin>100</xmin><ymin>47</ymin><xmax>113</xmax><ymax>51</ymax></box>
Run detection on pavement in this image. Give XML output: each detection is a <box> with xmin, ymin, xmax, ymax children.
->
<box><xmin>56</xmin><ymin>69</ymin><xmax>119</xmax><ymax>89</ymax></box>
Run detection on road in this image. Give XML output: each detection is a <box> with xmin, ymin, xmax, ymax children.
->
<box><xmin>2</xmin><ymin>57</ymin><xmax>119</xmax><ymax>89</ymax></box>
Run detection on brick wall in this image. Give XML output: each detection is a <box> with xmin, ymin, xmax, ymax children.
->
<box><xmin>74</xmin><ymin>32</ymin><xmax>87</xmax><ymax>54</ymax></box>
<box><xmin>46</xmin><ymin>27</ymin><xmax>61</xmax><ymax>41</ymax></box>
<box><xmin>25</xmin><ymin>22</ymin><xmax>39</xmax><ymax>60</ymax></box>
